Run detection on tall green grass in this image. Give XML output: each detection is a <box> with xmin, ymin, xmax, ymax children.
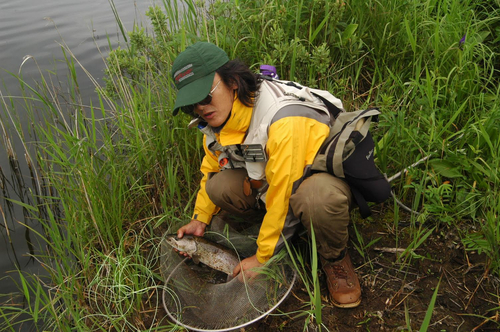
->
<box><xmin>0</xmin><ymin>0</ymin><xmax>499</xmax><ymax>330</ymax></box>
<box><xmin>1</xmin><ymin>2</ymin><xmax>203</xmax><ymax>329</ymax></box>
<box><xmin>282</xmin><ymin>224</ymin><xmax>324</xmax><ymax>330</ymax></box>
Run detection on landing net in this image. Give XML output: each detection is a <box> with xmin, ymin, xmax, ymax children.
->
<box><xmin>160</xmin><ymin>220</ymin><xmax>296</xmax><ymax>331</ymax></box>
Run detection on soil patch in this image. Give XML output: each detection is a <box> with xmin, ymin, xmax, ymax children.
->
<box><xmin>244</xmin><ymin>212</ymin><xmax>500</xmax><ymax>332</ymax></box>
<box><xmin>152</xmin><ymin>211</ymin><xmax>500</xmax><ymax>331</ymax></box>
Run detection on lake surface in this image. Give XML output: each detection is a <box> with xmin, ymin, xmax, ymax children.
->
<box><xmin>0</xmin><ymin>0</ymin><xmax>156</xmax><ymax>312</ymax></box>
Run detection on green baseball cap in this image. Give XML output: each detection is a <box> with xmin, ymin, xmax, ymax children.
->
<box><xmin>171</xmin><ymin>42</ymin><xmax>229</xmax><ymax>115</ymax></box>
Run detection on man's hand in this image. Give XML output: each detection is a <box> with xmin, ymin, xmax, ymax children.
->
<box><xmin>175</xmin><ymin>219</ymin><xmax>207</xmax><ymax>257</ymax></box>
<box><xmin>233</xmin><ymin>255</ymin><xmax>264</xmax><ymax>281</ymax></box>
<box><xmin>177</xmin><ymin>219</ymin><xmax>207</xmax><ymax>238</ymax></box>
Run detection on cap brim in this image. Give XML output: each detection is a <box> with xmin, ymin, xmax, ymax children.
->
<box><xmin>173</xmin><ymin>72</ymin><xmax>216</xmax><ymax>116</ymax></box>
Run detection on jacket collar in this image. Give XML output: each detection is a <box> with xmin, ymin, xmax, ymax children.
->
<box><xmin>215</xmin><ymin>96</ymin><xmax>253</xmax><ymax>145</ymax></box>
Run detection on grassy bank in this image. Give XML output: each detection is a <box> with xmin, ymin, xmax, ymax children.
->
<box><xmin>1</xmin><ymin>0</ymin><xmax>499</xmax><ymax>330</ymax></box>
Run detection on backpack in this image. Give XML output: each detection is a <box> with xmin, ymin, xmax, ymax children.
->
<box><xmin>310</xmin><ymin>106</ymin><xmax>392</xmax><ymax>218</ymax></box>
<box><xmin>259</xmin><ymin>73</ymin><xmax>391</xmax><ymax>218</ymax></box>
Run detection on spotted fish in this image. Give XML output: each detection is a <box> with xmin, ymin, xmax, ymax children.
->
<box><xmin>164</xmin><ymin>234</ymin><xmax>240</xmax><ymax>275</ymax></box>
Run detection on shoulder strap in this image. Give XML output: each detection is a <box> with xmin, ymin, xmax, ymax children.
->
<box><xmin>351</xmin><ymin>186</ymin><xmax>372</xmax><ymax>218</ymax></box>
<box><xmin>311</xmin><ymin>92</ymin><xmax>343</xmax><ymax>119</ymax></box>
<box><xmin>259</xmin><ymin>75</ymin><xmax>343</xmax><ymax>119</ymax></box>
<box><xmin>330</xmin><ymin>108</ymin><xmax>380</xmax><ymax>177</ymax></box>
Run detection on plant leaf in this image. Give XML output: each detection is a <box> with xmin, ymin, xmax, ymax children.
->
<box><xmin>341</xmin><ymin>24</ymin><xmax>358</xmax><ymax>44</ymax></box>
<box><xmin>429</xmin><ymin>159</ymin><xmax>464</xmax><ymax>179</ymax></box>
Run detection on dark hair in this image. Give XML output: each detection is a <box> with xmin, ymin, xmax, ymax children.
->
<box><xmin>216</xmin><ymin>59</ymin><xmax>261</xmax><ymax>107</ymax></box>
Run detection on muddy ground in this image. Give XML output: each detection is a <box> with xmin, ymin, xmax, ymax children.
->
<box><xmin>152</xmin><ymin>208</ymin><xmax>500</xmax><ymax>332</ymax></box>
<box><xmin>243</xmin><ymin>209</ymin><xmax>500</xmax><ymax>332</ymax></box>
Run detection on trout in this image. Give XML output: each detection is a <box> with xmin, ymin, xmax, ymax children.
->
<box><xmin>165</xmin><ymin>234</ymin><xmax>240</xmax><ymax>275</ymax></box>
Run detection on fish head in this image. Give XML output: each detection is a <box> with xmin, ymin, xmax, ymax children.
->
<box><xmin>165</xmin><ymin>235</ymin><xmax>197</xmax><ymax>255</ymax></box>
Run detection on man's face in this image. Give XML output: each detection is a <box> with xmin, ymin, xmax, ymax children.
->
<box><xmin>193</xmin><ymin>73</ymin><xmax>235</xmax><ymax>127</ymax></box>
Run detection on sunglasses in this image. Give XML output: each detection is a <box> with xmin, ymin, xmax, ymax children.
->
<box><xmin>182</xmin><ymin>79</ymin><xmax>222</xmax><ymax>116</ymax></box>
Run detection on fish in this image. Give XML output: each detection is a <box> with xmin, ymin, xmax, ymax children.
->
<box><xmin>164</xmin><ymin>234</ymin><xmax>240</xmax><ymax>276</ymax></box>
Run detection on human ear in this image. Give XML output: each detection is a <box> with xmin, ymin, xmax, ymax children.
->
<box><xmin>228</xmin><ymin>78</ymin><xmax>238</xmax><ymax>90</ymax></box>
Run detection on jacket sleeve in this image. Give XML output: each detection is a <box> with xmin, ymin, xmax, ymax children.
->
<box><xmin>192</xmin><ymin>136</ymin><xmax>221</xmax><ymax>224</ymax></box>
<box><xmin>255</xmin><ymin>111</ymin><xmax>330</xmax><ymax>263</ymax></box>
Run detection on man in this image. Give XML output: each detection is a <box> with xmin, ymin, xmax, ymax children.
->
<box><xmin>171</xmin><ymin>41</ymin><xmax>361</xmax><ymax>308</ymax></box>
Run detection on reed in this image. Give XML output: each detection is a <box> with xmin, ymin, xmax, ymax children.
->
<box><xmin>282</xmin><ymin>224</ymin><xmax>324</xmax><ymax>330</ymax></box>
<box><xmin>0</xmin><ymin>0</ymin><xmax>499</xmax><ymax>330</ymax></box>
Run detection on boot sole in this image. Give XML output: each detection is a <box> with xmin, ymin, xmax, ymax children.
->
<box><xmin>331</xmin><ymin>297</ymin><xmax>361</xmax><ymax>309</ymax></box>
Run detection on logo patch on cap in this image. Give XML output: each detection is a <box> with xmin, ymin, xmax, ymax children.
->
<box><xmin>174</xmin><ymin>64</ymin><xmax>194</xmax><ymax>83</ymax></box>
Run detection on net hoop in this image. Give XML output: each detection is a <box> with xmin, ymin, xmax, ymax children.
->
<box><xmin>162</xmin><ymin>258</ymin><xmax>297</xmax><ymax>332</ymax></box>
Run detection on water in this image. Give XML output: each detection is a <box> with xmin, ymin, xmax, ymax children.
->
<box><xmin>0</xmin><ymin>0</ymin><xmax>156</xmax><ymax>321</ymax></box>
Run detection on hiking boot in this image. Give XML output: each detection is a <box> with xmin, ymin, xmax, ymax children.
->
<box><xmin>322</xmin><ymin>252</ymin><xmax>361</xmax><ymax>308</ymax></box>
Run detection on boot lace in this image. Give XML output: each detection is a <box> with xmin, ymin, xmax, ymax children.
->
<box><xmin>326</xmin><ymin>264</ymin><xmax>348</xmax><ymax>280</ymax></box>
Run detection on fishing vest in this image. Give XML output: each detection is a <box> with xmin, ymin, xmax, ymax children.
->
<box><xmin>197</xmin><ymin>79</ymin><xmax>344</xmax><ymax>199</ymax></box>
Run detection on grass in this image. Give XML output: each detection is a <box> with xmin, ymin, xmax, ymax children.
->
<box><xmin>0</xmin><ymin>0</ymin><xmax>499</xmax><ymax>330</ymax></box>
<box><xmin>282</xmin><ymin>224</ymin><xmax>324</xmax><ymax>330</ymax></box>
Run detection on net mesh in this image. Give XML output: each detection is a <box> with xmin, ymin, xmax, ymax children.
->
<box><xmin>161</xmin><ymin>216</ymin><xmax>296</xmax><ymax>331</ymax></box>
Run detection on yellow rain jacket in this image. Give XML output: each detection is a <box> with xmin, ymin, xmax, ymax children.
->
<box><xmin>192</xmin><ymin>79</ymin><xmax>343</xmax><ymax>263</ymax></box>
